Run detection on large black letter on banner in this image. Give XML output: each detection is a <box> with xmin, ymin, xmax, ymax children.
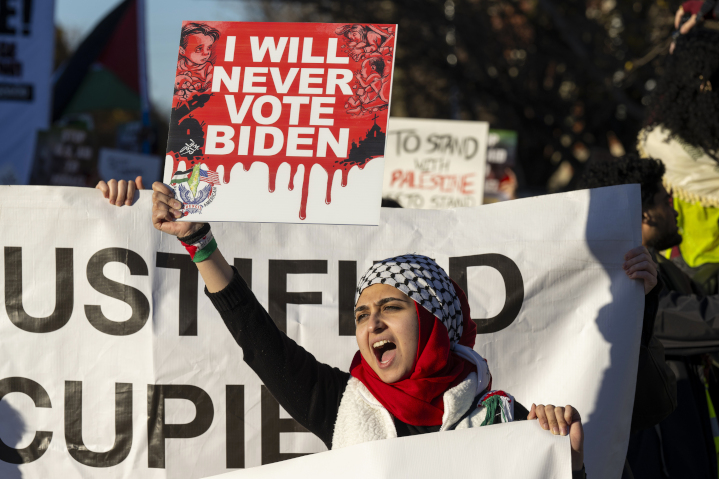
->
<box><xmin>156</xmin><ymin>253</ymin><xmax>198</xmax><ymax>336</ymax></box>
<box><xmin>261</xmin><ymin>385</ymin><xmax>309</xmax><ymax>465</ymax></box>
<box><xmin>226</xmin><ymin>385</ymin><xmax>244</xmax><ymax>468</ymax></box>
<box><xmin>449</xmin><ymin>254</ymin><xmax>524</xmax><ymax>334</ymax></box>
<box><xmin>268</xmin><ymin>260</ymin><xmax>327</xmax><ymax>333</ymax></box>
<box><xmin>234</xmin><ymin>258</ymin><xmax>252</xmax><ymax>289</ymax></box>
<box><xmin>85</xmin><ymin>248</ymin><xmax>150</xmax><ymax>336</ymax></box>
<box><xmin>0</xmin><ymin>377</ymin><xmax>53</xmax><ymax>464</ymax></box>
<box><xmin>64</xmin><ymin>381</ymin><xmax>132</xmax><ymax>467</ymax></box>
<box><xmin>5</xmin><ymin>247</ymin><xmax>73</xmax><ymax>333</ymax></box>
<box><xmin>338</xmin><ymin>261</ymin><xmax>357</xmax><ymax>336</ymax></box>
<box><xmin>147</xmin><ymin>384</ymin><xmax>214</xmax><ymax>469</ymax></box>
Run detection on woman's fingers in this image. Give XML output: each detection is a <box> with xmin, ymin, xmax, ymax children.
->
<box><xmin>115</xmin><ymin>180</ymin><xmax>128</xmax><ymax>206</ymax></box>
<box><xmin>152</xmin><ymin>196</ymin><xmax>181</xmax><ymax>217</ymax></box>
<box><xmin>534</xmin><ymin>404</ymin><xmax>571</xmax><ymax>436</ymax></box>
<box><xmin>554</xmin><ymin>406</ymin><xmax>569</xmax><ymax>435</ymax></box>
<box><xmin>152</xmin><ymin>202</ymin><xmax>178</xmax><ymax>226</ymax></box>
<box><xmin>544</xmin><ymin>405</ymin><xmax>560</xmax><ymax>435</ymax></box>
<box><xmin>153</xmin><ymin>181</ymin><xmax>175</xmax><ymax>199</ymax></box>
<box><xmin>107</xmin><ymin>179</ymin><xmax>118</xmax><ymax>205</ymax></box>
<box><xmin>564</xmin><ymin>405</ymin><xmax>579</xmax><ymax>425</ymax></box>
<box><xmin>97</xmin><ymin>177</ymin><xmax>148</xmax><ymax>207</ymax></box>
<box><xmin>151</xmin><ymin>182</ymin><xmax>184</xmax><ymax>233</ymax></box>
<box><xmin>534</xmin><ymin>404</ymin><xmax>549</xmax><ymax>430</ymax></box>
<box><xmin>152</xmin><ymin>183</ymin><xmax>181</xmax><ymax>209</ymax></box>
<box><xmin>96</xmin><ymin>180</ymin><xmax>109</xmax><ymax>198</ymax></box>
<box><xmin>152</xmin><ymin>190</ymin><xmax>182</xmax><ymax>211</ymax></box>
<box><xmin>126</xmin><ymin>181</ymin><xmax>136</xmax><ymax>206</ymax></box>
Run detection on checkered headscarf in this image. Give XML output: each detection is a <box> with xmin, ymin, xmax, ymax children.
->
<box><xmin>355</xmin><ymin>254</ymin><xmax>464</xmax><ymax>347</ymax></box>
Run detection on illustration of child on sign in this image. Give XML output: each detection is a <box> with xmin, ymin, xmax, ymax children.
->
<box><xmin>335</xmin><ymin>24</ymin><xmax>394</xmax><ymax>62</ymax></box>
<box><xmin>345</xmin><ymin>55</ymin><xmax>391</xmax><ymax>115</ymax></box>
<box><xmin>174</xmin><ymin>23</ymin><xmax>221</xmax><ymax>105</ymax></box>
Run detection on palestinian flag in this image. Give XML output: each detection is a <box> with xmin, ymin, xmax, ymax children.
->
<box><xmin>52</xmin><ymin>0</ymin><xmax>149</xmax><ymax>120</ymax></box>
<box><xmin>171</xmin><ymin>169</ymin><xmax>193</xmax><ymax>184</ymax></box>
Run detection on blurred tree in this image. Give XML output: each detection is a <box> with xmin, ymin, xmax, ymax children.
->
<box><xmin>243</xmin><ymin>0</ymin><xmax>681</xmax><ymax>194</ymax></box>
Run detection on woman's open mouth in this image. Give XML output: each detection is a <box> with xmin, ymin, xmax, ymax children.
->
<box><xmin>372</xmin><ymin>339</ymin><xmax>397</xmax><ymax>368</ymax></box>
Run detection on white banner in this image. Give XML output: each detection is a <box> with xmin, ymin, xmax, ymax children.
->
<box><xmin>382</xmin><ymin>118</ymin><xmax>488</xmax><ymax>208</ymax></box>
<box><xmin>212</xmin><ymin>422</ymin><xmax>571</xmax><ymax>479</ymax></box>
<box><xmin>0</xmin><ymin>0</ymin><xmax>55</xmax><ymax>185</ymax></box>
<box><xmin>0</xmin><ymin>184</ymin><xmax>643</xmax><ymax>479</ymax></box>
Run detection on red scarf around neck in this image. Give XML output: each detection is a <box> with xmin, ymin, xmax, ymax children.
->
<box><xmin>349</xmin><ymin>283</ymin><xmax>478</xmax><ymax>426</ymax></box>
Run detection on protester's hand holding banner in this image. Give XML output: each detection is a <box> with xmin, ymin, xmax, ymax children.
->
<box><xmin>164</xmin><ymin>22</ymin><xmax>397</xmax><ymax>225</ymax></box>
<box><xmin>0</xmin><ymin>182</ymin><xmax>655</xmax><ymax>478</ymax></box>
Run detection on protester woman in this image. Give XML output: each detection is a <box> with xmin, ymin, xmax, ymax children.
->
<box><xmin>143</xmin><ymin>181</ymin><xmax>660</xmax><ymax>479</ymax></box>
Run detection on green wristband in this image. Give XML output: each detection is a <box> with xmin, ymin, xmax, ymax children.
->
<box><xmin>191</xmin><ymin>237</ymin><xmax>217</xmax><ymax>263</ymax></box>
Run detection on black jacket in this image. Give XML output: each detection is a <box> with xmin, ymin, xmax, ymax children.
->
<box><xmin>627</xmin><ymin>255</ymin><xmax>719</xmax><ymax>479</ymax></box>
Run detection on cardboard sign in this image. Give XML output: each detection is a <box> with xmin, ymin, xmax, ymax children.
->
<box><xmin>29</xmin><ymin>127</ymin><xmax>98</xmax><ymax>187</ymax></box>
<box><xmin>0</xmin><ymin>185</ymin><xmax>642</xmax><ymax>479</ymax></box>
<box><xmin>163</xmin><ymin>22</ymin><xmax>397</xmax><ymax>224</ymax></box>
<box><xmin>381</xmin><ymin>118</ymin><xmax>488</xmax><ymax>208</ymax></box>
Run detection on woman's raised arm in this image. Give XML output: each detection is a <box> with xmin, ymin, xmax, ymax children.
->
<box><xmin>151</xmin><ymin>181</ymin><xmax>233</xmax><ymax>292</ymax></box>
<box><xmin>150</xmin><ymin>181</ymin><xmax>349</xmax><ymax>448</ymax></box>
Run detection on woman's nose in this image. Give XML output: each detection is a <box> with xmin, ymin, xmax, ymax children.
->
<box><xmin>368</xmin><ymin>311</ymin><xmax>385</xmax><ymax>332</ymax></box>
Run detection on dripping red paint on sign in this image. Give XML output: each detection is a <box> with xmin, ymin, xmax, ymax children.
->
<box><xmin>164</xmin><ymin>22</ymin><xmax>397</xmax><ymax>225</ymax></box>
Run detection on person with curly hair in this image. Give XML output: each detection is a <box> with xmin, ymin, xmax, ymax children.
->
<box><xmin>580</xmin><ymin>154</ymin><xmax>719</xmax><ymax>479</ymax></box>
<box><xmin>639</xmin><ymin>28</ymin><xmax>719</xmax><ymax>274</ymax></box>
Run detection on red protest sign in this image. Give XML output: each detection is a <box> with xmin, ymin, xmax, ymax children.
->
<box><xmin>164</xmin><ymin>22</ymin><xmax>397</xmax><ymax>224</ymax></box>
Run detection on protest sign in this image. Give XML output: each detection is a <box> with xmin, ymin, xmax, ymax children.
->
<box><xmin>29</xmin><ymin>127</ymin><xmax>98</xmax><ymax>187</ymax></box>
<box><xmin>163</xmin><ymin>22</ymin><xmax>397</xmax><ymax>224</ymax></box>
<box><xmin>0</xmin><ymin>0</ymin><xmax>55</xmax><ymax>185</ymax></box>
<box><xmin>382</xmin><ymin>118</ymin><xmax>488</xmax><ymax>208</ymax></box>
<box><xmin>484</xmin><ymin>129</ymin><xmax>517</xmax><ymax>203</ymax></box>
<box><xmin>210</xmin><ymin>422</ymin><xmax>571</xmax><ymax>479</ymax></box>
<box><xmin>98</xmin><ymin>148</ymin><xmax>162</xmax><ymax>184</ymax></box>
<box><xmin>0</xmin><ymin>184</ymin><xmax>642</xmax><ymax>479</ymax></box>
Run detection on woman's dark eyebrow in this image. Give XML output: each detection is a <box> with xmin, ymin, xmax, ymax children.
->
<box><xmin>354</xmin><ymin>297</ymin><xmax>408</xmax><ymax>314</ymax></box>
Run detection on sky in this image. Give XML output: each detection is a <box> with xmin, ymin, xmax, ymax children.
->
<box><xmin>55</xmin><ymin>0</ymin><xmax>252</xmax><ymax>116</ymax></box>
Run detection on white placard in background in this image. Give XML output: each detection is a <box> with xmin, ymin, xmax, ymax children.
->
<box><xmin>98</xmin><ymin>148</ymin><xmax>162</xmax><ymax>184</ymax></box>
<box><xmin>0</xmin><ymin>0</ymin><xmax>55</xmax><ymax>185</ymax></box>
<box><xmin>382</xmin><ymin>118</ymin><xmax>488</xmax><ymax>208</ymax></box>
